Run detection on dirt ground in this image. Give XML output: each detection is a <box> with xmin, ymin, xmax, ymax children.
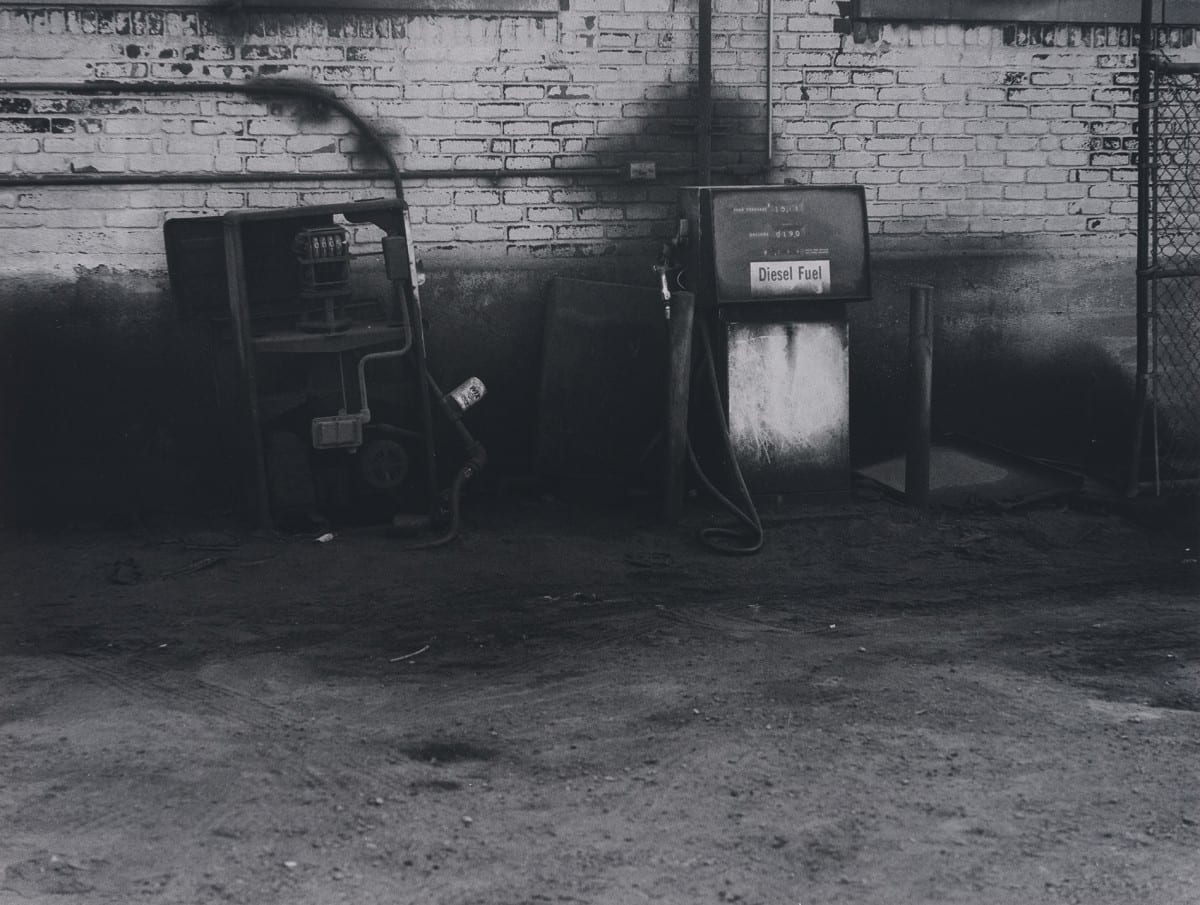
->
<box><xmin>1</xmin><ymin>485</ymin><xmax>1198</xmax><ymax>905</ymax></box>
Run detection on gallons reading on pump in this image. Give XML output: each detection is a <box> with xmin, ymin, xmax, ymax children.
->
<box><xmin>294</xmin><ymin>225</ymin><xmax>351</xmax><ymax>294</ymax></box>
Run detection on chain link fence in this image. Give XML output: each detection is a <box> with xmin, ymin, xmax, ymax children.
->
<box><xmin>1134</xmin><ymin>50</ymin><xmax>1200</xmax><ymax>493</ymax></box>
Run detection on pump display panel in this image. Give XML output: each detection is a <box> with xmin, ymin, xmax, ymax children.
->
<box><xmin>678</xmin><ymin>185</ymin><xmax>871</xmax><ymax>307</ymax></box>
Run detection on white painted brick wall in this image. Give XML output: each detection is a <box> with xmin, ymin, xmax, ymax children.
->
<box><xmin>0</xmin><ymin>4</ymin><xmax>1195</xmax><ymax>273</ymax></box>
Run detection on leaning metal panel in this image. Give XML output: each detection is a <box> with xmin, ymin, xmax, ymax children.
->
<box><xmin>1137</xmin><ymin>56</ymin><xmax>1200</xmax><ymax>492</ymax></box>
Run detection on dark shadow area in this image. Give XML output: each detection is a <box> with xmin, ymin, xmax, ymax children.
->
<box><xmin>0</xmin><ymin>272</ymin><xmax>233</xmax><ymax>527</ymax></box>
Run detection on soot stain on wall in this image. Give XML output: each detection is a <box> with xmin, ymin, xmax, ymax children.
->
<box><xmin>0</xmin><ymin>247</ymin><xmax>1144</xmax><ymax>522</ymax></box>
<box><xmin>0</xmin><ymin>270</ymin><xmax>230</xmax><ymax>523</ymax></box>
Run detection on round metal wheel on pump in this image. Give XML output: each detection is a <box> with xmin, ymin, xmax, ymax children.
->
<box><xmin>358</xmin><ymin>434</ymin><xmax>410</xmax><ymax>494</ymax></box>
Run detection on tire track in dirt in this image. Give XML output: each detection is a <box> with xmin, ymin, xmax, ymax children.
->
<box><xmin>55</xmin><ymin>654</ymin><xmax>289</xmax><ymax>731</ymax></box>
<box><xmin>26</xmin><ymin>654</ymin><xmax>417</xmax><ymax>847</ymax></box>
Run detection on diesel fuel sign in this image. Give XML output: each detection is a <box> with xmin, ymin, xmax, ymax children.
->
<box><xmin>749</xmin><ymin>259</ymin><xmax>831</xmax><ymax>297</ymax></box>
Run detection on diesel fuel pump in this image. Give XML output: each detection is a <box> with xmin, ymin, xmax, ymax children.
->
<box><xmin>664</xmin><ymin>185</ymin><xmax>873</xmax><ymax>553</ymax></box>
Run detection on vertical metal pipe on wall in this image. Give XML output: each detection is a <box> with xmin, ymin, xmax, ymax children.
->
<box><xmin>765</xmin><ymin>0</ymin><xmax>774</xmax><ymax>178</ymax></box>
<box><xmin>1129</xmin><ymin>0</ymin><xmax>1155</xmax><ymax>495</ymax></box>
<box><xmin>906</xmin><ymin>284</ymin><xmax>934</xmax><ymax>509</ymax></box>
<box><xmin>698</xmin><ymin>0</ymin><xmax>713</xmax><ymax>185</ymax></box>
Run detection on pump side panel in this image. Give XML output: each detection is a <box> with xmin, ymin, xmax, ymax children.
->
<box><xmin>726</xmin><ymin>319</ymin><xmax>850</xmax><ymax>494</ymax></box>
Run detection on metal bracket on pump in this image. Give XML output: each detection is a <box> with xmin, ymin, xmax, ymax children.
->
<box><xmin>654</xmin><ymin>218</ymin><xmax>690</xmax><ymax>319</ymax></box>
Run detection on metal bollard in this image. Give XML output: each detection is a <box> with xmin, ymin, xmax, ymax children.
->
<box><xmin>906</xmin><ymin>284</ymin><xmax>934</xmax><ymax>509</ymax></box>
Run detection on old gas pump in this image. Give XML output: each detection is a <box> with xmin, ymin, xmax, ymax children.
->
<box><xmin>671</xmin><ymin>185</ymin><xmax>872</xmax><ymax>501</ymax></box>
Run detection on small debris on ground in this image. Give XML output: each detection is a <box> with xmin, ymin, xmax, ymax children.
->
<box><xmin>107</xmin><ymin>558</ymin><xmax>142</xmax><ymax>585</ymax></box>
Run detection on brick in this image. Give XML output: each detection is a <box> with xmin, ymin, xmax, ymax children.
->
<box><xmin>921</xmin><ymin>151</ymin><xmax>964</xmax><ymax>167</ymax></box>
<box><xmin>551</xmin><ymin>189</ymin><xmax>598</xmax><ymax>204</ymax></box>
<box><xmin>455</xmin><ymin>120</ymin><xmax>503</xmax><ymax>137</ymax></box>
<box><xmin>455</xmin><ymin>224</ymin><xmax>506</xmax><ymax>242</ymax></box>
<box><xmin>947</xmin><ymin>199</ymin><xmax>985</xmax><ymax>216</ymax></box>
<box><xmin>919</xmin><ymin>184</ymin><xmax>965</xmax><ymax>201</ymax></box>
<box><xmin>1007</xmin><ymin>119</ymin><xmax>1051</xmax><ymax>135</ymax></box>
<box><xmin>925</xmin><ymin>217</ymin><xmax>970</xmax><ymax>233</ymax></box>
<box><xmin>854</xmin><ymin>103</ymin><xmax>897</xmax><ymax>118</ymax></box>
<box><xmin>878</xmin><ymin>87</ymin><xmax>922</xmax><ymax>102</ymax></box>
<box><xmin>551</xmin><ymin>121</ymin><xmax>595</xmax><ymax>136</ymax></box>
<box><xmin>246</xmin><ymin>119</ymin><xmax>300</xmax><ymax>137</ymax></box>
<box><xmin>504</xmin><ymin>85</ymin><xmax>546</xmax><ymax>100</ymax></box>
<box><xmin>42</xmin><ymin>136</ymin><xmax>95</xmax><ymax>153</ymax></box>
<box><xmin>1003</xmin><ymin>184</ymin><xmax>1046</xmax><ymax>200</ymax></box>
<box><xmin>478</xmin><ymin>103</ymin><xmax>525</xmax><ymax>119</ymax></box>
<box><xmin>835</xmin><ymin>120</ymin><xmax>873</xmax><ymax>135</ymax></box>
<box><xmin>244</xmin><ymin>156</ymin><xmax>296</xmax><ymax>173</ymax></box>
<box><xmin>527</xmin><ymin>206</ymin><xmax>575</xmax><ymax>222</ymax></box>
<box><xmin>983</xmin><ymin>166</ymin><xmax>1026</xmax><ymax>183</ymax></box>
<box><xmin>922</xmin><ymin>85</ymin><xmax>966</xmax><ymax>102</ymax></box>
<box><xmin>865</xmin><ymin>137</ymin><xmax>910</xmax><ymax>153</ymax></box>
<box><xmin>832</xmin><ymin>87</ymin><xmax>881</xmax><ymax>102</ymax></box>
<box><xmin>297</xmin><ymin>154</ymin><xmax>350</xmax><ymax>172</ymax></box>
<box><xmin>931</xmin><ymin>137</ymin><xmax>974</xmax><ymax>152</ymax></box>
<box><xmin>439</xmin><ymin>139</ymin><xmax>490</xmax><ymax>154</ymax></box>
<box><xmin>854</xmin><ymin>168</ymin><xmax>898</xmax><ymax>184</ymax></box>
<box><xmin>875</xmin><ymin>121</ymin><xmax>919</xmax><ymax>136</ymax></box>
<box><xmin>504</xmin><ymin>156</ymin><xmax>553</xmax><ymax>170</ymax></box>
<box><xmin>105</xmin><ymin>209</ymin><xmax>162</xmax><ymax>228</ymax></box>
<box><xmin>877</xmin><ymin>184</ymin><xmax>921</xmax><ymax>201</ymax></box>
<box><xmin>880</xmin><ymin>218</ymin><xmax>925</xmax><ymax>234</ymax></box>
<box><xmin>428</xmin><ymin>205</ymin><xmax>473</xmax><ymax>224</ymax></box>
<box><xmin>1027</xmin><ymin>168</ymin><xmax>1075</xmax><ymax>183</ymax></box>
<box><xmin>503</xmin><ymin>121</ymin><xmax>551</xmax><ymax>136</ymax></box>
<box><xmin>965</xmin><ymin>152</ymin><xmax>1006</xmax><ymax>167</ymax></box>
<box><xmin>556</xmin><ymin>224</ymin><xmax>606</xmax><ymax>239</ymax></box>
<box><xmin>879</xmin><ymin>152</ymin><xmax>920</xmax><ymax>168</ymax></box>
<box><xmin>507</xmin><ymin>224</ymin><xmax>554</xmax><ymax>241</ymax></box>
<box><xmin>475</xmin><ymin>206</ymin><xmax>524</xmax><ymax>223</ymax></box>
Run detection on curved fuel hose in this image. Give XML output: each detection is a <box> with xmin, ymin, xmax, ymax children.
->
<box><xmin>687</xmin><ymin>318</ymin><xmax>764</xmax><ymax>556</ymax></box>
<box><xmin>391</xmin><ymin>371</ymin><xmax>488</xmax><ymax>550</ymax></box>
<box><xmin>395</xmin><ymin>443</ymin><xmax>487</xmax><ymax>551</ymax></box>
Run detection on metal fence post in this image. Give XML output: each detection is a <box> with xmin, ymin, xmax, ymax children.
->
<box><xmin>907</xmin><ymin>284</ymin><xmax>934</xmax><ymax>509</ymax></box>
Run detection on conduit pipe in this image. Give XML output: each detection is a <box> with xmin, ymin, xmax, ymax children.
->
<box><xmin>765</xmin><ymin>0</ymin><xmax>774</xmax><ymax>178</ymax></box>
<box><xmin>697</xmin><ymin>0</ymin><xmax>713</xmax><ymax>184</ymax></box>
<box><xmin>0</xmin><ymin>165</ymin><xmax>755</xmax><ymax>188</ymax></box>
<box><xmin>906</xmin><ymin>284</ymin><xmax>934</xmax><ymax>509</ymax></box>
<box><xmin>1129</xmin><ymin>0</ymin><xmax>1155</xmax><ymax>495</ymax></box>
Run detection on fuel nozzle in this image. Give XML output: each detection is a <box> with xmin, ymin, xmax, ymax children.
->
<box><xmin>653</xmin><ymin>218</ymin><xmax>690</xmax><ymax>317</ymax></box>
<box><xmin>654</xmin><ymin>248</ymin><xmax>673</xmax><ymax>306</ymax></box>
